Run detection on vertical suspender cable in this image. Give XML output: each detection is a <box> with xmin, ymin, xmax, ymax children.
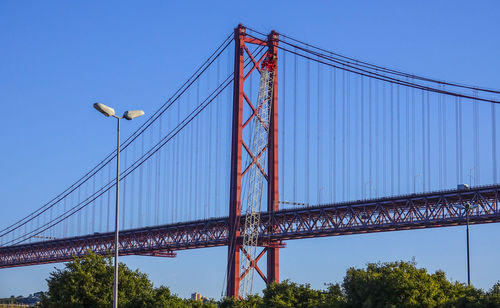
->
<box><xmin>382</xmin><ymin>83</ymin><xmax>387</xmax><ymax>195</ymax></box>
<box><xmin>181</xmin><ymin>99</ymin><xmax>186</xmax><ymax>221</ymax></box>
<box><xmin>131</xmin><ymin>143</ymin><xmax>136</xmax><ymax>227</ymax></box>
<box><xmin>443</xmin><ymin>90</ymin><xmax>447</xmax><ymax>187</ymax></box>
<box><xmin>92</xmin><ymin>174</ymin><xmax>96</xmax><ymax>232</ymax></box>
<box><xmin>48</xmin><ymin>205</ymin><xmax>52</xmax><ymax>237</ymax></box>
<box><xmin>353</xmin><ymin>75</ymin><xmax>358</xmax><ymax>197</ymax></box>
<box><xmin>139</xmin><ymin>135</ymin><xmax>144</xmax><ymax>226</ymax></box>
<box><xmin>98</xmin><ymin>161</ymin><xmax>104</xmax><ymax>234</ymax></box>
<box><xmin>147</xmin><ymin>131</ymin><xmax>153</xmax><ymax>225</ymax></box>
<box><xmin>492</xmin><ymin>102</ymin><xmax>497</xmax><ymax>183</ymax></box>
<box><xmin>171</xmin><ymin>124</ymin><xmax>176</xmax><ymax>222</ymax></box>
<box><xmin>473</xmin><ymin>91</ymin><xmax>480</xmax><ymax>185</ymax></box>
<box><xmin>390</xmin><ymin>84</ymin><xmax>394</xmax><ymax>195</ymax></box>
<box><xmin>332</xmin><ymin>68</ymin><xmax>337</xmax><ymax>201</ymax></box>
<box><xmin>328</xmin><ymin>67</ymin><xmax>332</xmax><ymax>201</ymax></box>
<box><xmin>342</xmin><ymin>70</ymin><xmax>346</xmax><ymax>200</ymax></box>
<box><xmin>293</xmin><ymin>49</ymin><xmax>297</xmax><ymax>203</ymax></box>
<box><xmin>459</xmin><ymin>98</ymin><xmax>463</xmax><ymax>183</ymax></box>
<box><xmin>421</xmin><ymin>90</ymin><xmax>426</xmax><ymax>191</ymax></box>
<box><xmin>411</xmin><ymin>84</ymin><xmax>417</xmax><ymax>193</ymax></box>
<box><xmin>368</xmin><ymin>78</ymin><xmax>372</xmax><ymax>198</ymax></box>
<box><xmin>405</xmin><ymin>85</ymin><xmax>410</xmax><ymax>193</ymax></box>
<box><xmin>361</xmin><ymin>76</ymin><xmax>364</xmax><ymax>197</ymax></box>
<box><xmin>346</xmin><ymin>73</ymin><xmax>350</xmax><ymax>199</ymax></box>
<box><xmin>122</xmin><ymin>150</ymin><xmax>127</xmax><ymax>229</ymax></box>
<box><xmin>77</xmin><ymin>186</ymin><xmax>81</xmax><ymax>235</ymax></box>
<box><xmin>281</xmin><ymin>51</ymin><xmax>286</xmax><ymax>203</ymax></box>
<box><xmin>438</xmin><ymin>91</ymin><xmax>442</xmax><ymax>187</ymax></box>
<box><xmin>159</xmin><ymin>116</ymin><xmax>165</xmax><ymax>225</ymax></box>
<box><xmin>154</xmin><ymin>132</ymin><xmax>158</xmax><ymax>224</ymax></box>
<box><xmin>397</xmin><ymin>86</ymin><xmax>401</xmax><ymax>194</ymax></box>
<box><xmin>317</xmin><ymin>57</ymin><xmax>321</xmax><ymax>202</ymax></box>
<box><xmin>84</xmin><ymin>182</ymin><xmax>88</xmax><ymax>234</ymax></box>
<box><xmin>215</xmin><ymin>57</ymin><xmax>221</xmax><ymax>217</ymax></box>
<box><xmin>208</xmin><ymin>68</ymin><xmax>214</xmax><ymax>219</ymax></box>
<box><xmin>455</xmin><ymin>97</ymin><xmax>460</xmax><ymax>185</ymax></box>
<box><xmin>162</xmin><ymin>118</ymin><xmax>169</xmax><ymax>224</ymax></box>
<box><xmin>174</xmin><ymin>104</ymin><xmax>179</xmax><ymax>221</ymax></box>
<box><xmin>156</xmin><ymin>120</ymin><xmax>161</xmax><ymax>225</ymax></box>
<box><xmin>207</xmin><ymin>72</ymin><xmax>213</xmax><ymax>219</ymax></box>
<box><xmin>306</xmin><ymin>58</ymin><xmax>310</xmax><ymax>203</ymax></box>
<box><xmin>195</xmin><ymin>80</ymin><xmax>200</xmax><ymax>219</ymax></box>
<box><xmin>374</xmin><ymin>78</ymin><xmax>378</xmax><ymax>197</ymax></box>
<box><xmin>64</xmin><ymin>194</ymin><xmax>68</xmax><ymax>235</ymax></box>
<box><xmin>427</xmin><ymin>92</ymin><xmax>431</xmax><ymax>189</ymax></box>
<box><xmin>107</xmin><ymin>163</ymin><xmax>111</xmax><ymax>231</ymax></box>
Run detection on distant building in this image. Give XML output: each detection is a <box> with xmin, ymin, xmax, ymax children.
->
<box><xmin>0</xmin><ymin>291</ymin><xmax>42</xmax><ymax>307</ymax></box>
<box><xmin>190</xmin><ymin>292</ymin><xmax>210</xmax><ymax>302</ymax></box>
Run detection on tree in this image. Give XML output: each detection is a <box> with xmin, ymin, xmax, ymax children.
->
<box><xmin>219</xmin><ymin>294</ymin><xmax>263</xmax><ymax>308</ymax></box>
<box><xmin>40</xmin><ymin>251</ymin><xmax>180</xmax><ymax>308</ymax></box>
<box><xmin>323</xmin><ymin>284</ymin><xmax>345</xmax><ymax>308</ymax></box>
<box><xmin>152</xmin><ymin>286</ymin><xmax>187</xmax><ymax>307</ymax></box>
<box><xmin>483</xmin><ymin>282</ymin><xmax>500</xmax><ymax>307</ymax></box>
<box><xmin>261</xmin><ymin>280</ymin><xmax>344</xmax><ymax>308</ymax></box>
<box><xmin>40</xmin><ymin>254</ymin><xmax>498</xmax><ymax>308</ymax></box>
<box><xmin>341</xmin><ymin>260</ymin><xmax>485</xmax><ymax>308</ymax></box>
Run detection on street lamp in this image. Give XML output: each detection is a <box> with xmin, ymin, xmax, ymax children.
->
<box><xmin>454</xmin><ymin>202</ymin><xmax>478</xmax><ymax>286</ymax></box>
<box><xmin>93</xmin><ymin>103</ymin><xmax>144</xmax><ymax>308</ymax></box>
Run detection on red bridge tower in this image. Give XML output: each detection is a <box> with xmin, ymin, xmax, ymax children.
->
<box><xmin>227</xmin><ymin>24</ymin><xmax>280</xmax><ymax>298</ymax></box>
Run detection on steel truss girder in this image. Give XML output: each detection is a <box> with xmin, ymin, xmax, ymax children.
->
<box><xmin>1</xmin><ymin>185</ymin><xmax>499</xmax><ymax>269</ymax></box>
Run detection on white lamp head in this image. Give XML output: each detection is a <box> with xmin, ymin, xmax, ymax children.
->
<box><xmin>123</xmin><ymin>110</ymin><xmax>145</xmax><ymax>120</ymax></box>
<box><xmin>94</xmin><ymin>103</ymin><xmax>115</xmax><ymax>117</ymax></box>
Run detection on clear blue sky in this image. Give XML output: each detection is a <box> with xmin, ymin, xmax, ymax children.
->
<box><xmin>1</xmin><ymin>0</ymin><xmax>500</xmax><ymax>299</ymax></box>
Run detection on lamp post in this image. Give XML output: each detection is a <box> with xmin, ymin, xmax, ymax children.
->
<box><xmin>93</xmin><ymin>103</ymin><xmax>144</xmax><ymax>308</ymax></box>
<box><xmin>454</xmin><ymin>202</ymin><xmax>478</xmax><ymax>286</ymax></box>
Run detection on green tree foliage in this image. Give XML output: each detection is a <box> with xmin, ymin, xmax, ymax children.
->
<box><xmin>342</xmin><ymin>260</ymin><xmax>500</xmax><ymax>308</ymax></box>
<box><xmin>483</xmin><ymin>282</ymin><xmax>500</xmax><ymax>307</ymax></box>
<box><xmin>220</xmin><ymin>281</ymin><xmax>344</xmax><ymax>308</ymax></box>
<box><xmin>221</xmin><ymin>261</ymin><xmax>499</xmax><ymax>308</ymax></box>
<box><xmin>39</xmin><ymin>251</ymin><xmax>215</xmax><ymax>308</ymax></box>
<box><xmin>39</xmin><ymin>253</ymin><xmax>500</xmax><ymax>308</ymax></box>
<box><xmin>261</xmin><ymin>280</ymin><xmax>344</xmax><ymax>308</ymax></box>
<box><xmin>219</xmin><ymin>294</ymin><xmax>263</xmax><ymax>308</ymax></box>
<box><xmin>344</xmin><ymin>260</ymin><xmax>451</xmax><ymax>307</ymax></box>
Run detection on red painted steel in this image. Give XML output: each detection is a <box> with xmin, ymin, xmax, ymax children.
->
<box><xmin>227</xmin><ymin>24</ymin><xmax>280</xmax><ymax>298</ymax></box>
<box><xmin>266</xmin><ymin>30</ymin><xmax>280</xmax><ymax>285</ymax></box>
<box><xmin>1</xmin><ymin>185</ymin><xmax>499</xmax><ymax>269</ymax></box>
<box><xmin>227</xmin><ymin>24</ymin><xmax>245</xmax><ymax>298</ymax></box>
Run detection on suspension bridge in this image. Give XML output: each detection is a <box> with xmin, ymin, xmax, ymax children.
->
<box><xmin>1</xmin><ymin>24</ymin><xmax>499</xmax><ymax>298</ymax></box>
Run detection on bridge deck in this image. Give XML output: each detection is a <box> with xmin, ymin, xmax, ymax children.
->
<box><xmin>1</xmin><ymin>185</ymin><xmax>499</xmax><ymax>268</ymax></box>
